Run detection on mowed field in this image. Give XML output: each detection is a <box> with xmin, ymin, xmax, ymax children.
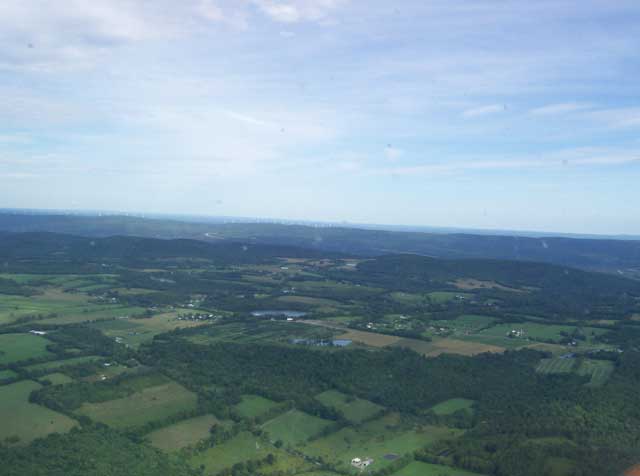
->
<box><xmin>302</xmin><ymin>413</ymin><xmax>462</xmax><ymax>473</ymax></box>
<box><xmin>0</xmin><ymin>380</ymin><xmax>77</xmax><ymax>445</ymax></box>
<box><xmin>577</xmin><ymin>359</ymin><xmax>615</xmax><ymax>387</ymax></box>
<box><xmin>0</xmin><ymin>333</ymin><xmax>52</xmax><ymax>365</ymax></box>
<box><xmin>188</xmin><ymin>431</ymin><xmax>273</xmax><ymax>473</ymax></box>
<box><xmin>394</xmin><ymin>337</ymin><xmax>504</xmax><ymax>357</ymax></box>
<box><xmin>77</xmin><ymin>380</ymin><xmax>198</xmax><ymax>428</ymax></box>
<box><xmin>392</xmin><ymin>461</ymin><xmax>487</xmax><ymax>476</ymax></box>
<box><xmin>315</xmin><ymin>390</ymin><xmax>383</xmax><ymax>424</ymax></box>
<box><xmin>536</xmin><ymin>358</ymin><xmax>577</xmax><ymax>374</ymax></box>
<box><xmin>262</xmin><ymin>409</ymin><xmax>335</xmax><ymax>446</ymax></box>
<box><xmin>147</xmin><ymin>414</ymin><xmax>222</xmax><ymax>451</ymax></box>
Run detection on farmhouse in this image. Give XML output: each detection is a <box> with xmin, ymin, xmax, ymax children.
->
<box><xmin>351</xmin><ymin>457</ymin><xmax>373</xmax><ymax>470</ymax></box>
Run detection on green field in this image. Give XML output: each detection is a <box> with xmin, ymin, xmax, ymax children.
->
<box><xmin>577</xmin><ymin>359</ymin><xmax>615</xmax><ymax>387</ymax></box>
<box><xmin>234</xmin><ymin>394</ymin><xmax>281</xmax><ymax>419</ymax></box>
<box><xmin>427</xmin><ymin>292</ymin><xmax>466</xmax><ymax>304</ymax></box>
<box><xmin>0</xmin><ymin>380</ymin><xmax>77</xmax><ymax>445</ymax></box>
<box><xmin>148</xmin><ymin>414</ymin><xmax>222</xmax><ymax>451</ymax></box>
<box><xmin>430</xmin><ymin>398</ymin><xmax>475</xmax><ymax>416</ymax></box>
<box><xmin>302</xmin><ymin>413</ymin><xmax>462</xmax><ymax>473</ymax></box>
<box><xmin>25</xmin><ymin>355</ymin><xmax>103</xmax><ymax>373</ymax></box>
<box><xmin>188</xmin><ymin>431</ymin><xmax>273</xmax><ymax>473</ymax></box>
<box><xmin>262</xmin><ymin>409</ymin><xmax>335</xmax><ymax>446</ymax></box>
<box><xmin>315</xmin><ymin>390</ymin><xmax>384</xmax><ymax>423</ymax></box>
<box><xmin>432</xmin><ymin>314</ymin><xmax>497</xmax><ymax>333</ymax></box>
<box><xmin>0</xmin><ymin>369</ymin><xmax>18</xmax><ymax>382</ymax></box>
<box><xmin>536</xmin><ymin>357</ymin><xmax>577</xmax><ymax>374</ymax></box>
<box><xmin>40</xmin><ymin>373</ymin><xmax>74</xmax><ymax>385</ymax></box>
<box><xmin>392</xmin><ymin>461</ymin><xmax>486</xmax><ymax>476</ymax></box>
<box><xmin>77</xmin><ymin>380</ymin><xmax>198</xmax><ymax>428</ymax></box>
<box><xmin>0</xmin><ymin>333</ymin><xmax>53</xmax><ymax>365</ymax></box>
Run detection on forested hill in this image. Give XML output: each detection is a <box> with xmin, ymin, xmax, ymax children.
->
<box><xmin>1</xmin><ymin>212</ymin><xmax>640</xmax><ymax>275</ymax></box>
<box><xmin>0</xmin><ymin>232</ymin><xmax>342</xmax><ymax>268</ymax></box>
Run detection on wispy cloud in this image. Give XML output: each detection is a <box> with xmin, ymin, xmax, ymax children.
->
<box><xmin>462</xmin><ymin>104</ymin><xmax>506</xmax><ymax>119</ymax></box>
<box><xmin>530</xmin><ymin>103</ymin><xmax>593</xmax><ymax>116</ymax></box>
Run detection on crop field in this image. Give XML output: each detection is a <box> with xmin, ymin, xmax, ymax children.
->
<box><xmin>0</xmin><ymin>380</ymin><xmax>77</xmax><ymax>445</ymax></box>
<box><xmin>394</xmin><ymin>337</ymin><xmax>504</xmax><ymax>357</ymax></box>
<box><xmin>39</xmin><ymin>305</ymin><xmax>147</xmax><ymax>325</ymax></box>
<box><xmin>0</xmin><ymin>333</ymin><xmax>53</xmax><ymax>365</ymax></box>
<box><xmin>430</xmin><ymin>398</ymin><xmax>475</xmax><ymax>416</ymax></box>
<box><xmin>25</xmin><ymin>355</ymin><xmax>103</xmax><ymax>373</ymax></box>
<box><xmin>335</xmin><ymin>329</ymin><xmax>402</xmax><ymax>347</ymax></box>
<box><xmin>235</xmin><ymin>394</ymin><xmax>282</xmax><ymax>419</ymax></box>
<box><xmin>430</xmin><ymin>314</ymin><xmax>497</xmax><ymax>334</ymax></box>
<box><xmin>77</xmin><ymin>380</ymin><xmax>198</xmax><ymax>428</ymax></box>
<box><xmin>40</xmin><ymin>373</ymin><xmax>74</xmax><ymax>385</ymax></box>
<box><xmin>262</xmin><ymin>409</ymin><xmax>335</xmax><ymax>446</ymax></box>
<box><xmin>147</xmin><ymin>414</ymin><xmax>222</xmax><ymax>451</ymax></box>
<box><xmin>577</xmin><ymin>359</ymin><xmax>615</xmax><ymax>387</ymax></box>
<box><xmin>536</xmin><ymin>357</ymin><xmax>577</xmax><ymax>374</ymax></box>
<box><xmin>302</xmin><ymin>413</ymin><xmax>462</xmax><ymax>473</ymax></box>
<box><xmin>315</xmin><ymin>390</ymin><xmax>384</xmax><ymax>423</ymax></box>
<box><xmin>392</xmin><ymin>461</ymin><xmax>486</xmax><ymax>476</ymax></box>
<box><xmin>0</xmin><ymin>289</ymin><xmax>100</xmax><ymax>325</ymax></box>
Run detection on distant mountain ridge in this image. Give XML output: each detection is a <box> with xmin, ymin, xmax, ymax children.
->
<box><xmin>1</xmin><ymin>212</ymin><xmax>639</xmax><ymax>277</ymax></box>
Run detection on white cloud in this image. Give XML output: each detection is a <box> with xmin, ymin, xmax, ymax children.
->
<box><xmin>251</xmin><ymin>0</ymin><xmax>347</xmax><ymax>24</ymax></box>
<box><xmin>384</xmin><ymin>146</ymin><xmax>404</xmax><ymax>161</ymax></box>
<box><xmin>530</xmin><ymin>103</ymin><xmax>593</xmax><ymax>116</ymax></box>
<box><xmin>462</xmin><ymin>104</ymin><xmax>505</xmax><ymax>119</ymax></box>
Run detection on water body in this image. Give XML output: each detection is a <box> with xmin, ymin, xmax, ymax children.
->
<box><xmin>251</xmin><ymin>310</ymin><xmax>308</xmax><ymax>318</ymax></box>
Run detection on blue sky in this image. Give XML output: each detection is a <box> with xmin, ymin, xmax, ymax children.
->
<box><xmin>1</xmin><ymin>0</ymin><xmax>639</xmax><ymax>234</ymax></box>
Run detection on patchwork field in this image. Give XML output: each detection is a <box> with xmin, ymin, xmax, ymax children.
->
<box><xmin>77</xmin><ymin>380</ymin><xmax>198</xmax><ymax>428</ymax></box>
<box><xmin>262</xmin><ymin>409</ymin><xmax>335</xmax><ymax>446</ymax></box>
<box><xmin>147</xmin><ymin>414</ymin><xmax>222</xmax><ymax>451</ymax></box>
<box><xmin>335</xmin><ymin>329</ymin><xmax>402</xmax><ymax>347</ymax></box>
<box><xmin>315</xmin><ymin>390</ymin><xmax>384</xmax><ymax>423</ymax></box>
<box><xmin>0</xmin><ymin>333</ymin><xmax>53</xmax><ymax>365</ymax></box>
<box><xmin>302</xmin><ymin>413</ymin><xmax>462</xmax><ymax>473</ymax></box>
<box><xmin>0</xmin><ymin>380</ymin><xmax>77</xmax><ymax>445</ymax></box>
<box><xmin>392</xmin><ymin>461</ymin><xmax>486</xmax><ymax>476</ymax></box>
<box><xmin>234</xmin><ymin>394</ymin><xmax>282</xmax><ymax>419</ymax></box>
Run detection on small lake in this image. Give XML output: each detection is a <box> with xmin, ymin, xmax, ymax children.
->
<box><xmin>251</xmin><ymin>310</ymin><xmax>308</xmax><ymax>318</ymax></box>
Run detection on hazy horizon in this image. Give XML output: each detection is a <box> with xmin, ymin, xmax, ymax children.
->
<box><xmin>2</xmin><ymin>1</ymin><xmax>639</xmax><ymax>234</ymax></box>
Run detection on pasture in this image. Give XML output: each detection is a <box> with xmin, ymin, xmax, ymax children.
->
<box><xmin>262</xmin><ymin>409</ymin><xmax>335</xmax><ymax>446</ymax></box>
<box><xmin>188</xmin><ymin>431</ymin><xmax>273</xmax><ymax>473</ymax></box>
<box><xmin>77</xmin><ymin>380</ymin><xmax>198</xmax><ymax>428</ymax></box>
<box><xmin>234</xmin><ymin>394</ymin><xmax>281</xmax><ymax>419</ymax></box>
<box><xmin>0</xmin><ymin>333</ymin><xmax>52</xmax><ymax>365</ymax></box>
<box><xmin>147</xmin><ymin>414</ymin><xmax>222</xmax><ymax>451</ymax></box>
<box><xmin>0</xmin><ymin>369</ymin><xmax>18</xmax><ymax>382</ymax></box>
<box><xmin>25</xmin><ymin>355</ymin><xmax>103</xmax><ymax>373</ymax></box>
<box><xmin>392</xmin><ymin>461</ymin><xmax>486</xmax><ymax>476</ymax></box>
<box><xmin>0</xmin><ymin>380</ymin><xmax>76</xmax><ymax>445</ymax></box>
<box><xmin>40</xmin><ymin>373</ymin><xmax>74</xmax><ymax>385</ymax></box>
<box><xmin>315</xmin><ymin>390</ymin><xmax>384</xmax><ymax>423</ymax></box>
<box><xmin>430</xmin><ymin>398</ymin><xmax>475</xmax><ymax>416</ymax></box>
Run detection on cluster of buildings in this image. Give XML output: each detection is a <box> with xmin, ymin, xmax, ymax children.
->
<box><xmin>351</xmin><ymin>457</ymin><xmax>374</xmax><ymax>470</ymax></box>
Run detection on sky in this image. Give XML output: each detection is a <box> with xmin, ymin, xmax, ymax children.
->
<box><xmin>1</xmin><ymin>0</ymin><xmax>639</xmax><ymax>235</ymax></box>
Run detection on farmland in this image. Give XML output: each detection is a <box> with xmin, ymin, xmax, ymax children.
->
<box><xmin>1</xmin><ymin>231</ymin><xmax>640</xmax><ymax>476</ymax></box>
<box><xmin>77</xmin><ymin>380</ymin><xmax>198</xmax><ymax>429</ymax></box>
<box><xmin>0</xmin><ymin>380</ymin><xmax>77</xmax><ymax>445</ymax></box>
<box><xmin>0</xmin><ymin>333</ymin><xmax>52</xmax><ymax>364</ymax></box>
<box><xmin>147</xmin><ymin>414</ymin><xmax>222</xmax><ymax>451</ymax></box>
